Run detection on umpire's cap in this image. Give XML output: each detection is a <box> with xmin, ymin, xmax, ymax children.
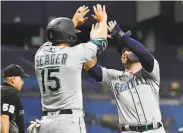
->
<box><xmin>46</xmin><ymin>17</ymin><xmax>80</xmax><ymax>46</ymax></box>
<box><xmin>3</xmin><ymin>64</ymin><xmax>30</xmax><ymax>78</ymax></box>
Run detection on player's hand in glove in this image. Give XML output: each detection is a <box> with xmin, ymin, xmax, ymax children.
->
<box><xmin>107</xmin><ymin>20</ymin><xmax>132</xmax><ymax>39</ymax></box>
<box><xmin>72</xmin><ymin>5</ymin><xmax>90</xmax><ymax>27</ymax></box>
<box><xmin>107</xmin><ymin>20</ymin><xmax>116</xmax><ymax>32</ymax></box>
<box><xmin>27</xmin><ymin>119</ymin><xmax>42</xmax><ymax>133</ymax></box>
<box><xmin>107</xmin><ymin>20</ymin><xmax>116</xmax><ymax>39</ymax></box>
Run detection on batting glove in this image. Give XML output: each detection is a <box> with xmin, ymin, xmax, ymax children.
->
<box><xmin>27</xmin><ymin>119</ymin><xmax>42</xmax><ymax>133</ymax></box>
<box><xmin>108</xmin><ymin>20</ymin><xmax>132</xmax><ymax>38</ymax></box>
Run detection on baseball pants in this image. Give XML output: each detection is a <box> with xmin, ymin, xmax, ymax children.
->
<box><xmin>38</xmin><ymin>110</ymin><xmax>86</xmax><ymax>133</ymax></box>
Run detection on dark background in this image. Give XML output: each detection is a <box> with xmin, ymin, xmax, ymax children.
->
<box><xmin>1</xmin><ymin>1</ymin><xmax>183</xmax><ymax>133</ymax></box>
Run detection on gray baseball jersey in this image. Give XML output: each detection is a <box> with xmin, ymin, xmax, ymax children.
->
<box><xmin>35</xmin><ymin>41</ymin><xmax>97</xmax><ymax>111</ymax></box>
<box><xmin>101</xmin><ymin>59</ymin><xmax>161</xmax><ymax>125</ymax></box>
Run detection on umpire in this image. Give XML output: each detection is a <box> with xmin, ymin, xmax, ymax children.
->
<box><xmin>1</xmin><ymin>64</ymin><xmax>29</xmax><ymax>133</ymax></box>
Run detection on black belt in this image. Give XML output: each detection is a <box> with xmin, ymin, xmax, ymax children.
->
<box><xmin>120</xmin><ymin>122</ymin><xmax>162</xmax><ymax>132</ymax></box>
<box><xmin>42</xmin><ymin>109</ymin><xmax>72</xmax><ymax>116</ymax></box>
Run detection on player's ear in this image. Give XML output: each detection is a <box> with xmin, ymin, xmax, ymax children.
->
<box><xmin>11</xmin><ymin>76</ymin><xmax>16</xmax><ymax>84</ymax></box>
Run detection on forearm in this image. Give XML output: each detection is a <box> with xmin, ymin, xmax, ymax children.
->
<box><xmin>84</xmin><ymin>57</ymin><xmax>103</xmax><ymax>82</ymax></box>
<box><xmin>84</xmin><ymin>57</ymin><xmax>97</xmax><ymax>71</ymax></box>
<box><xmin>122</xmin><ymin>35</ymin><xmax>154</xmax><ymax>72</ymax></box>
<box><xmin>91</xmin><ymin>21</ymin><xmax>108</xmax><ymax>55</ymax></box>
<box><xmin>113</xmin><ymin>33</ymin><xmax>127</xmax><ymax>54</ymax></box>
<box><xmin>112</xmin><ymin>24</ymin><xmax>154</xmax><ymax>72</ymax></box>
<box><xmin>1</xmin><ymin>115</ymin><xmax>9</xmax><ymax>133</ymax></box>
<box><xmin>88</xmin><ymin>64</ymin><xmax>103</xmax><ymax>82</ymax></box>
<box><xmin>98</xmin><ymin>21</ymin><xmax>108</xmax><ymax>39</ymax></box>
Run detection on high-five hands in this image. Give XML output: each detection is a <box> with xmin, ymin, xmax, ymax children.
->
<box><xmin>107</xmin><ymin>20</ymin><xmax>117</xmax><ymax>39</ymax></box>
<box><xmin>72</xmin><ymin>5</ymin><xmax>90</xmax><ymax>27</ymax></box>
<box><xmin>92</xmin><ymin>4</ymin><xmax>107</xmax><ymax>23</ymax></box>
<box><xmin>90</xmin><ymin>23</ymin><xmax>100</xmax><ymax>40</ymax></box>
<box><xmin>72</xmin><ymin>4</ymin><xmax>108</xmax><ymax>39</ymax></box>
<box><xmin>90</xmin><ymin>4</ymin><xmax>108</xmax><ymax>39</ymax></box>
<box><xmin>107</xmin><ymin>21</ymin><xmax>116</xmax><ymax>32</ymax></box>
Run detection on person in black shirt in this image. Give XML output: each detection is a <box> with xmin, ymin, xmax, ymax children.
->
<box><xmin>1</xmin><ymin>64</ymin><xmax>29</xmax><ymax>133</ymax></box>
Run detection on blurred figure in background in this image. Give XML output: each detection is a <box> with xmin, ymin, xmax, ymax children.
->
<box><xmin>1</xmin><ymin>64</ymin><xmax>29</xmax><ymax>133</ymax></box>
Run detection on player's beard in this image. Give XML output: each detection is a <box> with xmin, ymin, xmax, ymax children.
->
<box><xmin>123</xmin><ymin>58</ymin><xmax>134</xmax><ymax>69</ymax></box>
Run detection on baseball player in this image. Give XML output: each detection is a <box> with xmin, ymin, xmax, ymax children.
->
<box><xmin>28</xmin><ymin>4</ymin><xmax>108</xmax><ymax>133</ymax></box>
<box><xmin>84</xmin><ymin>21</ymin><xmax>166</xmax><ymax>133</ymax></box>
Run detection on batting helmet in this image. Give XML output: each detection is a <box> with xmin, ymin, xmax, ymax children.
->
<box><xmin>46</xmin><ymin>17</ymin><xmax>80</xmax><ymax>46</ymax></box>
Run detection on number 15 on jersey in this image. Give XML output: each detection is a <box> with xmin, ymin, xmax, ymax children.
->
<box><xmin>41</xmin><ymin>68</ymin><xmax>61</xmax><ymax>92</ymax></box>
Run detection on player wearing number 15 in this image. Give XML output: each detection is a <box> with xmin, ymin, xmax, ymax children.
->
<box><xmin>1</xmin><ymin>64</ymin><xmax>30</xmax><ymax>133</ymax></box>
<box><xmin>33</xmin><ymin>4</ymin><xmax>108</xmax><ymax>133</ymax></box>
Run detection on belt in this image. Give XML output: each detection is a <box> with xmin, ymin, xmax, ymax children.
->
<box><xmin>120</xmin><ymin>122</ymin><xmax>162</xmax><ymax>132</ymax></box>
<box><xmin>42</xmin><ymin>109</ymin><xmax>72</xmax><ymax>116</ymax></box>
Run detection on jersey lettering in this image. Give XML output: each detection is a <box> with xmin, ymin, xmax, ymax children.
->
<box><xmin>34</xmin><ymin>42</ymin><xmax>98</xmax><ymax>111</ymax></box>
<box><xmin>114</xmin><ymin>76</ymin><xmax>150</xmax><ymax>95</ymax></box>
<box><xmin>36</xmin><ymin>53</ymin><xmax>68</xmax><ymax>67</ymax></box>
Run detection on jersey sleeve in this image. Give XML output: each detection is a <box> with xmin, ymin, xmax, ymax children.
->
<box><xmin>74</xmin><ymin>42</ymin><xmax>98</xmax><ymax>63</ymax></box>
<box><xmin>1</xmin><ymin>94</ymin><xmax>18</xmax><ymax>119</ymax></box>
<box><xmin>101</xmin><ymin>67</ymin><xmax>121</xmax><ymax>88</ymax></box>
<box><xmin>143</xmin><ymin>58</ymin><xmax>160</xmax><ymax>84</ymax></box>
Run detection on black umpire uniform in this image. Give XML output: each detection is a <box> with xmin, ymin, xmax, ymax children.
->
<box><xmin>1</xmin><ymin>64</ymin><xmax>29</xmax><ymax>133</ymax></box>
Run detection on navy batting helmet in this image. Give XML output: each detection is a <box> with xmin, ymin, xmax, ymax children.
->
<box><xmin>46</xmin><ymin>17</ymin><xmax>80</xmax><ymax>46</ymax></box>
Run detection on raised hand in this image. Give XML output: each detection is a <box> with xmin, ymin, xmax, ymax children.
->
<box><xmin>90</xmin><ymin>23</ymin><xmax>100</xmax><ymax>40</ymax></box>
<box><xmin>107</xmin><ymin>20</ymin><xmax>117</xmax><ymax>39</ymax></box>
<box><xmin>92</xmin><ymin>4</ymin><xmax>107</xmax><ymax>22</ymax></box>
<box><xmin>89</xmin><ymin>4</ymin><xmax>108</xmax><ymax>40</ymax></box>
<box><xmin>107</xmin><ymin>20</ymin><xmax>117</xmax><ymax>32</ymax></box>
<box><xmin>72</xmin><ymin>5</ymin><xmax>90</xmax><ymax>27</ymax></box>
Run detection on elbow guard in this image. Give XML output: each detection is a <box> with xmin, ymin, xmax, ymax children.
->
<box><xmin>90</xmin><ymin>38</ymin><xmax>108</xmax><ymax>55</ymax></box>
